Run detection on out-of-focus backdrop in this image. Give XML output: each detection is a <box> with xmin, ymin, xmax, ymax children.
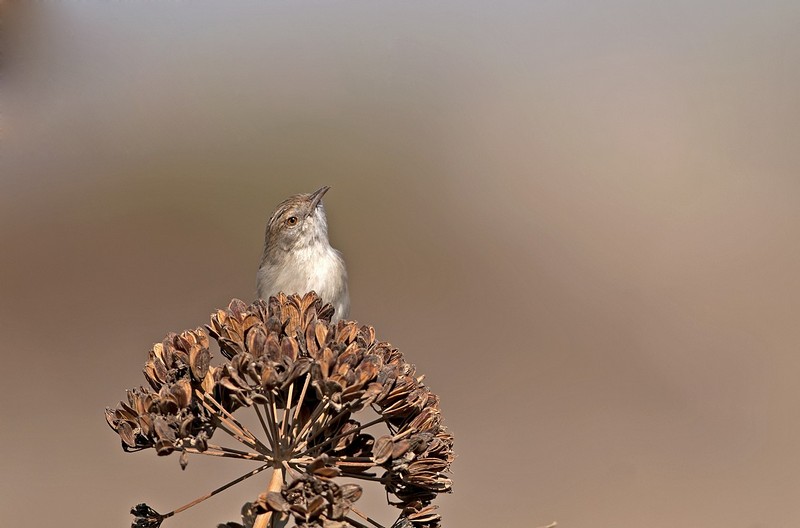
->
<box><xmin>2</xmin><ymin>2</ymin><xmax>800</xmax><ymax>527</ymax></box>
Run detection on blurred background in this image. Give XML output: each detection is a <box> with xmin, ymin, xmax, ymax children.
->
<box><xmin>2</xmin><ymin>1</ymin><xmax>800</xmax><ymax>527</ymax></box>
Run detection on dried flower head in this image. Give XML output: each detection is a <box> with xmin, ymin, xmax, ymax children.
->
<box><xmin>106</xmin><ymin>293</ymin><xmax>454</xmax><ymax>528</ymax></box>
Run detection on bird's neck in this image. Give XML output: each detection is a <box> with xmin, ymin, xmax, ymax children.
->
<box><xmin>263</xmin><ymin>237</ymin><xmax>334</xmax><ymax>268</ymax></box>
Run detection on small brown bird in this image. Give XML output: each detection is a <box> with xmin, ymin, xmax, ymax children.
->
<box><xmin>256</xmin><ymin>186</ymin><xmax>350</xmax><ymax>320</ymax></box>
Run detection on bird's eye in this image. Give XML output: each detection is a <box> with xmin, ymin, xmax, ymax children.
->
<box><xmin>286</xmin><ymin>216</ymin><xmax>298</xmax><ymax>226</ymax></box>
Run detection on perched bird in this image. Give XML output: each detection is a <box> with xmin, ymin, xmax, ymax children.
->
<box><xmin>256</xmin><ymin>186</ymin><xmax>350</xmax><ymax>320</ymax></box>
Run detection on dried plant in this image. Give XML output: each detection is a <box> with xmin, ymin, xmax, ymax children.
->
<box><xmin>106</xmin><ymin>293</ymin><xmax>454</xmax><ymax>528</ymax></box>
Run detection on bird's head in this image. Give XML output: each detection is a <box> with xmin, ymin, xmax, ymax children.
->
<box><xmin>265</xmin><ymin>186</ymin><xmax>331</xmax><ymax>253</ymax></box>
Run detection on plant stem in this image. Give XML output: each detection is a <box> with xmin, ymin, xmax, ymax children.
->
<box><xmin>252</xmin><ymin>466</ymin><xmax>285</xmax><ymax>528</ymax></box>
<box><xmin>184</xmin><ymin>445</ymin><xmax>270</xmax><ymax>462</ymax></box>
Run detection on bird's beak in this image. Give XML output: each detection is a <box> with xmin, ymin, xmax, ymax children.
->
<box><xmin>308</xmin><ymin>185</ymin><xmax>330</xmax><ymax>215</ymax></box>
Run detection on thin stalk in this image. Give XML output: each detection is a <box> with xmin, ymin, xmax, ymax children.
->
<box><xmin>334</xmin><ymin>460</ymin><xmax>376</xmax><ymax>469</ymax></box>
<box><xmin>265</xmin><ymin>392</ymin><xmax>282</xmax><ymax>454</ymax></box>
<box><xmin>291</xmin><ymin>397</ymin><xmax>331</xmax><ymax>451</ymax></box>
<box><xmin>292</xmin><ymin>374</ymin><xmax>311</xmax><ymax>423</ymax></box>
<box><xmin>197</xmin><ymin>391</ymin><xmax>254</xmax><ymax>440</ymax></box>
<box><xmin>307</xmin><ymin>402</ymin><xmax>338</xmax><ymax>445</ymax></box>
<box><xmin>271</xmin><ymin>397</ymin><xmax>281</xmax><ymax>441</ymax></box>
<box><xmin>281</xmin><ymin>460</ymin><xmax>301</xmax><ymax>481</ymax></box>
<box><xmin>315</xmin><ymin>403</ymin><xmax>352</xmax><ymax>437</ymax></box>
<box><xmin>304</xmin><ymin>400</ymin><xmax>352</xmax><ymax>446</ymax></box>
<box><xmin>212</xmin><ymin>419</ymin><xmax>261</xmax><ymax>451</ymax></box>
<box><xmin>344</xmin><ymin>518</ymin><xmax>370</xmax><ymax>528</ymax></box>
<box><xmin>287</xmin><ymin>455</ymin><xmax>315</xmax><ymax>465</ymax></box>
<box><xmin>184</xmin><ymin>445</ymin><xmax>270</xmax><ymax>462</ymax></box>
<box><xmin>334</xmin><ymin>456</ymin><xmax>375</xmax><ymax>463</ymax></box>
<box><xmin>198</xmin><ymin>391</ymin><xmax>272</xmax><ymax>455</ymax></box>
<box><xmin>350</xmin><ymin>507</ymin><xmax>387</xmax><ymax>528</ymax></box>
<box><xmin>254</xmin><ymin>404</ymin><xmax>276</xmax><ymax>450</ymax></box>
<box><xmin>197</xmin><ymin>397</ymin><xmax>259</xmax><ymax>451</ymax></box>
<box><xmin>160</xmin><ymin>463</ymin><xmax>270</xmax><ymax>519</ymax></box>
<box><xmin>281</xmin><ymin>382</ymin><xmax>294</xmax><ymax>438</ymax></box>
<box><xmin>335</xmin><ymin>472</ymin><xmax>385</xmax><ymax>483</ymax></box>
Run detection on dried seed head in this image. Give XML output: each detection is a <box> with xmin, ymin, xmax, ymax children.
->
<box><xmin>107</xmin><ymin>293</ymin><xmax>454</xmax><ymax>528</ymax></box>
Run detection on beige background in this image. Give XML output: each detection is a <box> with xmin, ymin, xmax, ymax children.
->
<box><xmin>3</xmin><ymin>2</ymin><xmax>800</xmax><ymax>527</ymax></box>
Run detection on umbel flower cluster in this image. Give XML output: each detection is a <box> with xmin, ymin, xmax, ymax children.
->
<box><xmin>106</xmin><ymin>293</ymin><xmax>454</xmax><ymax>528</ymax></box>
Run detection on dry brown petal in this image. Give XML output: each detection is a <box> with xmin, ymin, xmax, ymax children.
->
<box><xmin>137</xmin><ymin>414</ymin><xmax>153</xmax><ymax>436</ymax></box>
<box><xmin>173</xmin><ymin>333</ymin><xmax>192</xmax><ymax>353</ymax></box>
<box><xmin>160</xmin><ymin>339</ymin><xmax>175</xmax><ymax>367</ymax></box>
<box><xmin>405</xmin><ymin>389</ymin><xmax>429</xmax><ymax>413</ymax></box>
<box><xmin>120</xmin><ymin>398</ymin><xmax>139</xmax><ymax>420</ymax></box>
<box><xmin>356</xmin><ymin>354</ymin><xmax>381</xmax><ymax>382</ymax></box>
<box><xmin>337</xmin><ymin>342</ymin><xmax>362</xmax><ymax>367</ymax></box>
<box><xmin>265</xmin><ymin>333</ymin><xmax>281</xmax><ymax>361</ymax></box>
<box><xmin>169</xmin><ymin>379</ymin><xmax>192</xmax><ymax>408</ymax></box>
<box><xmin>154</xmin><ymin>438</ymin><xmax>175</xmax><ymax>456</ymax></box>
<box><xmin>245</xmin><ymin>324</ymin><xmax>268</xmax><ymax>358</ymax></box>
<box><xmin>128</xmin><ymin>392</ymin><xmax>146</xmax><ymax>416</ymax></box>
<box><xmin>157</xmin><ymin>394</ymin><xmax>180</xmax><ymax>415</ymax></box>
<box><xmin>335</xmin><ymin>459</ymin><xmax>374</xmax><ymax>472</ymax></box>
<box><xmin>264</xmin><ymin>491</ymin><xmax>290</xmax><ymax>513</ymax></box>
<box><xmin>332</xmin><ymin>420</ymin><xmax>359</xmax><ymax>451</ymax></box>
<box><xmin>307</xmin><ymin>495</ymin><xmax>325</xmax><ymax>517</ymax></box>
<box><xmin>374</xmin><ymin>435</ymin><xmax>393</xmax><ymax>464</ymax></box>
<box><xmin>259</xmin><ymin>364</ymin><xmax>281</xmax><ymax>388</ymax></box>
<box><xmin>240</xmin><ymin>314</ymin><xmax>261</xmax><ymax>334</ymax></box>
<box><xmin>281</xmin><ymin>336</ymin><xmax>299</xmax><ymax>362</ymax></box>
<box><xmin>145</xmin><ymin>356</ymin><xmax>168</xmax><ymax>389</ymax></box>
<box><xmin>306</xmin><ymin>454</ymin><xmax>335</xmax><ymax>474</ymax></box>
<box><xmin>282</xmin><ymin>305</ymin><xmax>301</xmax><ymax>335</ymax></box>
<box><xmin>228</xmin><ymin>298</ymin><xmax>247</xmax><ymax>316</ymax></box>
<box><xmin>358</xmin><ymin>325</ymin><xmax>375</xmax><ymax>346</ymax></box>
<box><xmin>405</xmin><ymin>407</ymin><xmax>441</xmax><ymax>435</ymax></box>
<box><xmin>407</xmin><ymin>503</ymin><xmax>440</xmax><ymax>523</ymax></box>
<box><xmin>314</xmin><ymin>466</ymin><xmax>342</xmax><ymax>479</ymax></box>
<box><xmin>305</xmin><ymin>321</ymin><xmax>320</xmax><ymax>356</ymax></box>
<box><xmin>201</xmin><ymin>368</ymin><xmax>216</xmax><ymax>393</ymax></box>
<box><xmin>104</xmin><ymin>408</ymin><xmax>117</xmax><ymax>429</ymax></box>
<box><xmin>335</xmin><ymin>323</ymin><xmax>359</xmax><ymax>345</ymax></box>
<box><xmin>149</xmin><ymin>342</ymin><xmax>165</xmax><ymax>363</ymax></box>
<box><xmin>117</xmin><ymin>421</ymin><xmax>136</xmax><ymax>447</ymax></box>
<box><xmin>192</xmin><ymin>327</ymin><xmax>210</xmax><ymax>348</ymax></box>
<box><xmin>340</xmin><ymin>484</ymin><xmax>362</xmax><ymax>503</ymax></box>
<box><xmin>392</xmin><ymin>439</ymin><xmax>412</xmax><ymax>459</ymax></box>
<box><xmin>179</xmin><ymin>416</ymin><xmax>194</xmax><ymax>437</ymax></box>
<box><xmin>153</xmin><ymin>416</ymin><xmax>175</xmax><ymax>440</ymax></box>
<box><xmin>218</xmin><ymin>375</ymin><xmax>245</xmax><ymax>394</ymax></box>
<box><xmin>314</xmin><ymin>322</ymin><xmax>328</xmax><ymax>350</ymax></box>
<box><xmin>217</xmin><ymin>338</ymin><xmax>244</xmax><ymax>359</ymax></box>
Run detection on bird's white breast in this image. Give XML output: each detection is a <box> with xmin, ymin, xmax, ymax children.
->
<box><xmin>257</xmin><ymin>243</ymin><xmax>350</xmax><ymax>319</ymax></box>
